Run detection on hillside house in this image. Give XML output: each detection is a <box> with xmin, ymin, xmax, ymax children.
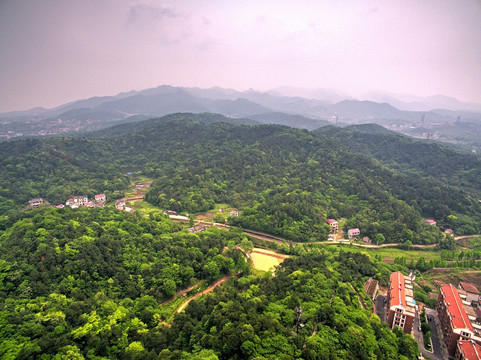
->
<box><xmin>362</xmin><ymin>236</ymin><xmax>372</xmax><ymax>244</ymax></box>
<box><xmin>66</xmin><ymin>195</ymin><xmax>88</xmax><ymax>208</ymax></box>
<box><xmin>445</xmin><ymin>229</ymin><xmax>455</xmax><ymax>236</ymax></box>
<box><xmin>164</xmin><ymin>210</ymin><xmax>178</xmax><ymax>216</ymax></box>
<box><xmin>115</xmin><ymin>200</ymin><xmax>125</xmax><ymax>210</ymax></box>
<box><xmin>348</xmin><ymin>228</ymin><xmax>361</xmax><ymax>239</ymax></box>
<box><xmin>188</xmin><ymin>225</ymin><xmax>207</xmax><ymax>233</ymax></box>
<box><xmin>230</xmin><ymin>209</ymin><xmax>239</xmax><ymax>217</ymax></box>
<box><xmin>95</xmin><ymin>194</ymin><xmax>106</xmax><ymax>202</ymax></box>
<box><xmin>29</xmin><ymin>198</ymin><xmax>45</xmax><ymax>207</ymax></box>
<box><xmin>424</xmin><ymin>219</ymin><xmax>437</xmax><ymax>226</ymax></box>
<box><xmin>327</xmin><ymin>219</ymin><xmax>338</xmax><ymax>233</ymax></box>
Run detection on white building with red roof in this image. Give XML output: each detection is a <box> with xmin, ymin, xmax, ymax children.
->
<box><xmin>94</xmin><ymin>194</ymin><xmax>106</xmax><ymax>202</ymax></box>
<box><xmin>387</xmin><ymin>271</ymin><xmax>415</xmax><ymax>333</ymax></box>
<box><xmin>424</xmin><ymin>219</ymin><xmax>437</xmax><ymax>226</ymax></box>
<box><xmin>437</xmin><ymin>284</ymin><xmax>476</xmax><ymax>357</ymax></box>
<box><xmin>347</xmin><ymin>228</ymin><xmax>361</xmax><ymax>239</ymax></box>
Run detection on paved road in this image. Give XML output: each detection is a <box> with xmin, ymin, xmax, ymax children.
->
<box><xmin>375</xmin><ymin>295</ymin><xmax>386</xmax><ymax>321</ymax></box>
<box><xmin>424</xmin><ymin>308</ymin><xmax>446</xmax><ymax>360</ymax></box>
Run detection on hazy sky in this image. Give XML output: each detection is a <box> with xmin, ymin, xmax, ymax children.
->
<box><xmin>1</xmin><ymin>0</ymin><xmax>481</xmax><ymax>112</ymax></box>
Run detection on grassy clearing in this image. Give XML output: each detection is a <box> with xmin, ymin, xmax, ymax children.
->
<box><xmin>329</xmin><ymin>243</ymin><xmax>439</xmax><ymax>262</ymax></box>
<box><xmin>196</xmin><ymin>203</ymin><xmax>237</xmax><ymax>222</ymax></box>
<box><xmin>250</xmin><ymin>248</ymin><xmax>287</xmax><ymax>272</ymax></box>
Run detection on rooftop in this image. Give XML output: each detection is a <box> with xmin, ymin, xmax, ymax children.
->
<box><xmin>458</xmin><ymin>340</ymin><xmax>481</xmax><ymax>360</ymax></box>
<box><xmin>460</xmin><ymin>282</ymin><xmax>481</xmax><ymax>295</ymax></box>
<box><xmin>390</xmin><ymin>271</ymin><xmax>406</xmax><ymax>308</ymax></box>
<box><xmin>441</xmin><ymin>284</ymin><xmax>474</xmax><ymax>332</ymax></box>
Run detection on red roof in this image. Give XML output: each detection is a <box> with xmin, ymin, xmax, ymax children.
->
<box><xmin>458</xmin><ymin>341</ymin><xmax>481</xmax><ymax>360</ymax></box>
<box><xmin>327</xmin><ymin>219</ymin><xmax>337</xmax><ymax>224</ymax></box>
<box><xmin>440</xmin><ymin>284</ymin><xmax>474</xmax><ymax>331</ymax></box>
<box><xmin>390</xmin><ymin>272</ymin><xmax>406</xmax><ymax>307</ymax></box>
<box><xmin>460</xmin><ymin>282</ymin><xmax>480</xmax><ymax>295</ymax></box>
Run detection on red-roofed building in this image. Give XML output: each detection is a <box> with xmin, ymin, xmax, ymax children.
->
<box><xmin>347</xmin><ymin>228</ymin><xmax>361</xmax><ymax>239</ymax></box>
<box><xmin>95</xmin><ymin>194</ymin><xmax>106</xmax><ymax>202</ymax></box>
<box><xmin>424</xmin><ymin>219</ymin><xmax>437</xmax><ymax>226</ymax></box>
<box><xmin>437</xmin><ymin>284</ymin><xmax>475</xmax><ymax>357</ymax></box>
<box><xmin>455</xmin><ymin>340</ymin><xmax>481</xmax><ymax>360</ymax></box>
<box><xmin>459</xmin><ymin>282</ymin><xmax>481</xmax><ymax>305</ymax></box>
<box><xmin>326</xmin><ymin>219</ymin><xmax>338</xmax><ymax>232</ymax></box>
<box><xmin>387</xmin><ymin>271</ymin><xmax>415</xmax><ymax>333</ymax></box>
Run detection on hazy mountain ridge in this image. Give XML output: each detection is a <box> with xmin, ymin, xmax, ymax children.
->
<box><xmin>2</xmin><ymin>85</ymin><xmax>481</xmax><ymax>150</ymax></box>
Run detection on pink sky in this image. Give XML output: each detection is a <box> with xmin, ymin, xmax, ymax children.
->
<box><xmin>1</xmin><ymin>0</ymin><xmax>481</xmax><ymax>112</ymax></box>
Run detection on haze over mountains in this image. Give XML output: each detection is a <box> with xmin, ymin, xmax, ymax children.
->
<box><xmin>2</xmin><ymin>85</ymin><xmax>481</xmax><ymax>152</ymax></box>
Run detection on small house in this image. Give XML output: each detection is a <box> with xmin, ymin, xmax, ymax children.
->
<box><xmin>326</xmin><ymin>219</ymin><xmax>338</xmax><ymax>232</ymax></box>
<box><xmin>445</xmin><ymin>229</ymin><xmax>454</xmax><ymax>236</ymax></box>
<box><xmin>424</xmin><ymin>219</ymin><xmax>437</xmax><ymax>226</ymax></box>
<box><xmin>230</xmin><ymin>210</ymin><xmax>239</xmax><ymax>217</ymax></box>
<box><xmin>115</xmin><ymin>200</ymin><xmax>125</xmax><ymax>210</ymax></box>
<box><xmin>164</xmin><ymin>210</ymin><xmax>178</xmax><ymax>216</ymax></box>
<box><xmin>362</xmin><ymin>236</ymin><xmax>372</xmax><ymax>244</ymax></box>
<box><xmin>188</xmin><ymin>225</ymin><xmax>207</xmax><ymax>233</ymax></box>
<box><xmin>66</xmin><ymin>195</ymin><xmax>88</xmax><ymax>207</ymax></box>
<box><xmin>29</xmin><ymin>198</ymin><xmax>45</xmax><ymax>207</ymax></box>
<box><xmin>95</xmin><ymin>194</ymin><xmax>106</xmax><ymax>202</ymax></box>
<box><xmin>348</xmin><ymin>228</ymin><xmax>361</xmax><ymax>239</ymax></box>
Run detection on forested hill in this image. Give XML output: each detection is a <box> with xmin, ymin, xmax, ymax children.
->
<box><xmin>317</xmin><ymin>125</ymin><xmax>481</xmax><ymax>198</ymax></box>
<box><xmin>1</xmin><ymin>113</ymin><xmax>481</xmax><ymax>241</ymax></box>
<box><xmin>0</xmin><ymin>207</ymin><xmax>418</xmax><ymax>359</ymax></box>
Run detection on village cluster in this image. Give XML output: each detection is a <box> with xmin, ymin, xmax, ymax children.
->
<box><xmin>29</xmin><ymin>194</ymin><xmax>107</xmax><ymax>209</ymax></box>
<box><xmin>28</xmin><ymin>194</ymin><xmax>137</xmax><ymax>213</ymax></box>
<box><xmin>326</xmin><ymin>218</ymin><xmax>454</xmax><ymax>243</ymax></box>
<box><xmin>365</xmin><ymin>272</ymin><xmax>481</xmax><ymax>359</ymax></box>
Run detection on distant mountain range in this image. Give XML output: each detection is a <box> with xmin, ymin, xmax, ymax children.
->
<box><xmin>1</xmin><ymin>85</ymin><xmax>481</xmax><ymax>149</ymax></box>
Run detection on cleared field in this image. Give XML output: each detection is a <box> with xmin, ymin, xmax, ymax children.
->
<box><xmin>250</xmin><ymin>248</ymin><xmax>288</xmax><ymax>272</ymax></box>
<box><xmin>332</xmin><ymin>244</ymin><xmax>439</xmax><ymax>263</ymax></box>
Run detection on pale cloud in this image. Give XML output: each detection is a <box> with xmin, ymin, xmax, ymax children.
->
<box><xmin>0</xmin><ymin>0</ymin><xmax>480</xmax><ymax>112</ymax></box>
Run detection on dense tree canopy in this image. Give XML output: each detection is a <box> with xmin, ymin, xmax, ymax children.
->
<box><xmin>1</xmin><ymin>114</ymin><xmax>480</xmax><ymax>242</ymax></box>
<box><xmin>0</xmin><ymin>206</ymin><xmax>417</xmax><ymax>359</ymax></box>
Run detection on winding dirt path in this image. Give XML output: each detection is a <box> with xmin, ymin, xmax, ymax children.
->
<box><xmin>176</xmin><ymin>272</ymin><xmax>240</xmax><ymax>314</ymax></box>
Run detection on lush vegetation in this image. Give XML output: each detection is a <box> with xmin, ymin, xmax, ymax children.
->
<box><xmin>0</xmin><ymin>206</ymin><xmax>418</xmax><ymax>359</ymax></box>
<box><xmin>0</xmin><ymin>207</ymin><xmax>248</xmax><ymax>359</ymax></box>
<box><xmin>1</xmin><ymin>114</ymin><xmax>481</xmax><ymax>243</ymax></box>
<box><xmin>5</xmin><ymin>113</ymin><xmax>481</xmax><ymax>358</ymax></box>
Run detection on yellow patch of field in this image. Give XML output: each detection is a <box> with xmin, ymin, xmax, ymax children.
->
<box><xmin>250</xmin><ymin>248</ymin><xmax>288</xmax><ymax>272</ymax></box>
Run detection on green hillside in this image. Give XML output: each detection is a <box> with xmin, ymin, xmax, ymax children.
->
<box><xmin>1</xmin><ymin>113</ymin><xmax>480</xmax><ymax>240</ymax></box>
<box><xmin>0</xmin><ymin>207</ymin><xmax>417</xmax><ymax>359</ymax></box>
